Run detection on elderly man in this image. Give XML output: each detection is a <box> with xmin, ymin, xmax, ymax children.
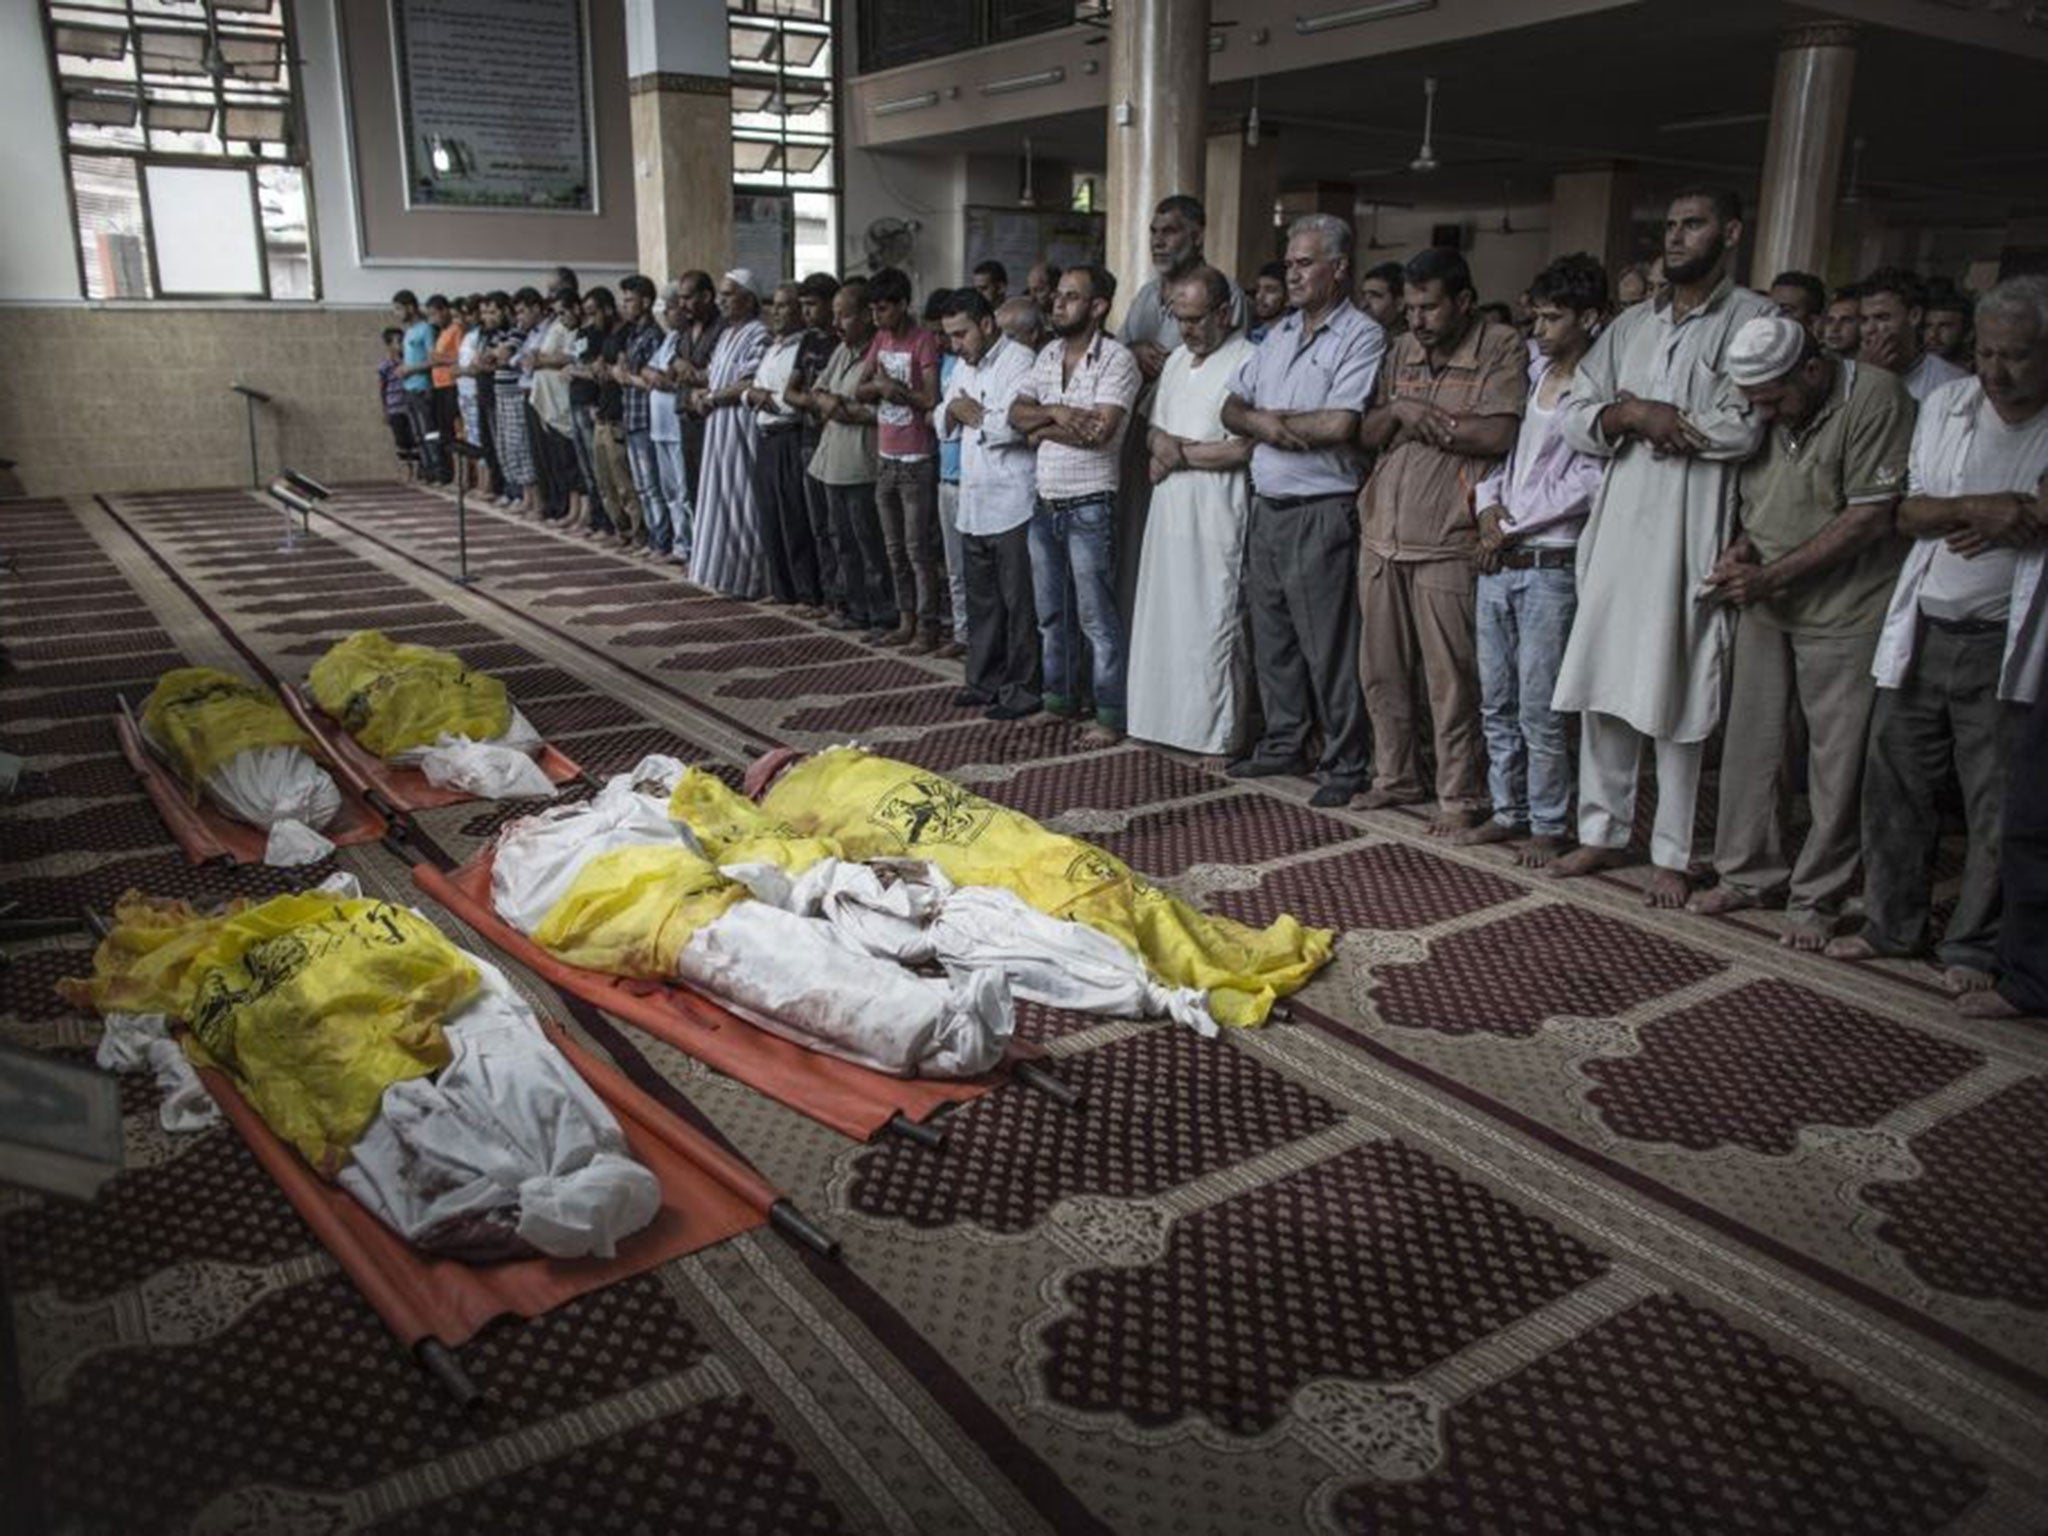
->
<box><xmin>1688</xmin><ymin>316</ymin><xmax>1914</xmax><ymax>948</ymax></box>
<box><xmin>746</xmin><ymin>281</ymin><xmax>830</xmax><ymax>612</ymax></box>
<box><xmin>937</xmin><ymin>290</ymin><xmax>1041</xmax><ymax>720</ymax></box>
<box><xmin>997</xmin><ymin>297</ymin><xmax>1047</xmax><ymax>353</ymax></box>
<box><xmin>1122</xmin><ymin>197</ymin><xmax>1213</xmax><ymax>382</ymax></box>
<box><xmin>687</xmin><ymin>271</ymin><xmax>771</xmax><ymax>596</ymax></box>
<box><xmin>1220</xmin><ymin>214</ymin><xmax>1383</xmax><ymax>807</ymax></box>
<box><xmin>1860</xmin><ymin>268</ymin><xmax>1968</xmax><ymax>403</ymax></box>
<box><xmin>1356</xmin><ymin>246</ymin><xmax>1527</xmax><ymax>831</ymax></box>
<box><xmin>1127</xmin><ymin>267</ymin><xmax>1258</xmax><ymax>756</ymax></box>
<box><xmin>1009</xmin><ymin>264</ymin><xmax>1142</xmax><ymax>742</ymax></box>
<box><xmin>1548</xmin><ymin>188</ymin><xmax>1777</xmax><ymax>907</ymax></box>
<box><xmin>1829</xmin><ymin>276</ymin><xmax>2048</xmax><ymax>994</ymax></box>
<box><xmin>1026</xmin><ymin>262</ymin><xmax>1061</xmax><ymax>321</ymax></box>
<box><xmin>1821</xmin><ymin>285</ymin><xmax>1864</xmax><ymax>362</ymax></box>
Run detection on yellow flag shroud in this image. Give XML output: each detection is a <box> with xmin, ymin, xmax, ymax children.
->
<box><xmin>307</xmin><ymin>630</ymin><xmax>511</xmax><ymax>759</ymax></box>
<box><xmin>668</xmin><ymin>750</ymin><xmax>1332</xmax><ymax>1027</ymax></box>
<box><xmin>141</xmin><ymin>667</ymin><xmax>317</xmax><ymax>799</ymax></box>
<box><xmin>61</xmin><ymin>892</ymin><xmax>475</xmax><ymax>1174</ymax></box>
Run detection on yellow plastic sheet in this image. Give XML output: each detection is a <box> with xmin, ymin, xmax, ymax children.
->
<box><xmin>141</xmin><ymin>667</ymin><xmax>316</xmax><ymax>798</ymax></box>
<box><xmin>532</xmin><ymin>842</ymin><xmax>749</xmax><ymax>980</ymax></box>
<box><xmin>307</xmin><ymin>630</ymin><xmax>511</xmax><ymax>759</ymax></box>
<box><xmin>759</xmin><ymin>749</ymin><xmax>1332</xmax><ymax>1025</ymax></box>
<box><xmin>61</xmin><ymin>891</ymin><xmax>473</xmax><ymax>1173</ymax></box>
<box><xmin>666</xmin><ymin>768</ymin><xmax>840</xmax><ymax>874</ymax></box>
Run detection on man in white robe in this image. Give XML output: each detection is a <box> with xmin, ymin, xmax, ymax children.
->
<box><xmin>1548</xmin><ymin>189</ymin><xmax>1775</xmax><ymax>907</ymax></box>
<box><xmin>1127</xmin><ymin>267</ymin><xmax>1256</xmax><ymax>756</ymax></box>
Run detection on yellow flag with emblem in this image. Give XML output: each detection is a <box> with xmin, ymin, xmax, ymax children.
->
<box><xmin>307</xmin><ymin>630</ymin><xmax>511</xmax><ymax>758</ymax></box>
<box><xmin>666</xmin><ymin>767</ymin><xmax>841</xmax><ymax>874</ymax></box>
<box><xmin>61</xmin><ymin>891</ymin><xmax>474</xmax><ymax>1174</ymax></box>
<box><xmin>531</xmin><ymin>842</ymin><xmax>750</xmax><ymax>979</ymax></box>
<box><xmin>141</xmin><ymin>667</ymin><xmax>317</xmax><ymax>799</ymax></box>
<box><xmin>759</xmin><ymin>748</ymin><xmax>1332</xmax><ymax>1025</ymax></box>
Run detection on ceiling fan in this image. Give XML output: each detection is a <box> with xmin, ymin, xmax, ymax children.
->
<box><xmin>1346</xmin><ymin>76</ymin><xmax>1517</xmax><ymax>182</ymax></box>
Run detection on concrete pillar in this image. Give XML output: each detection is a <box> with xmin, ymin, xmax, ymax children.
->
<box><xmin>625</xmin><ymin>0</ymin><xmax>733</xmax><ymax>280</ymax></box>
<box><xmin>1205</xmin><ymin>129</ymin><xmax>1280</xmax><ymax>287</ymax></box>
<box><xmin>1549</xmin><ymin>164</ymin><xmax>1635</xmax><ymax>280</ymax></box>
<box><xmin>1106</xmin><ymin>0</ymin><xmax>1210</xmax><ymax>324</ymax></box>
<box><xmin>1751</xmin><ymin>22</ymin><xmax>1857</xmax><ymax>286</ymax></box>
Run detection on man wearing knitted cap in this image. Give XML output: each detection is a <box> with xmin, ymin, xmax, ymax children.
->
<box><xmin>1689</xmin><ymin>315</ymin><xmax>1914</xmax><ymax>949</ymax></box>
<box><xmin>1549</xmin><ymin>188</ymin><xmax>1776</xmax><ymax>907</ymax></box>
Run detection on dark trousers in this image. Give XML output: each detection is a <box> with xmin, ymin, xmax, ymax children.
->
<box><xmin>1860</xmin><ymin>623</ymin><xmax>2010</xmax><ymax>971</ymax></box>
<box><xmin>529</xmin><ymin>404</ymin><xmax>578</xmax><ymax>520</ymax></box>
<box><xmin>965</xmin><ymin>522</ymin><xmax>1041</xmax><ymax>714</ymax></box>
<box><xmin>682</xmin><ymin>417</ymin><xmax>708</xmax><ymax>519</ymax></box>
<box><xmin>386</xmin><ymin>411</ymin><xmax>415</xmax><ymax>465</ymax></box>
<box><xmin>1997</xmin><ymin>683</ymin><xmax>2048</xmax><ymax>1011</ymax></box>
<box><xmin>431</xmin><ymin>386</ymin><xmax>459</xmax><ymax>482</ymax></box>
<box><xmin>803</xmin><ymin>454</ymin><xmax>842</xmax><ymax>608</ymax></box>
<box><xmin>825</xmin><ymin>481</ymin><xmax>893</xmax><ymax>627</ymax></box>
<box><xmin>876</xmin><ymin>456</ymin><xmax>942</xmax><ymax>628</ymax></box>
<box><xmin>1243</xmin><ymin>492</ymin><xmax>1370</xmax><ymax>789</ymax></box>
<box><xmin>403</xmin><ymin>390</ymin><xmax>444</xmax><ymax>481</ymax></box>
<box><xmin>476</xmin><ymin>378</ymin><xmax>503</xmax><ymax>496</ymax></box>
<box><xmin>757</xmin><ymin>429</ymin><xmax>821</xmax><ymax>605</ymax></box>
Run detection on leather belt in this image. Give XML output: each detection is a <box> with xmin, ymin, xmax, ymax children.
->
<box><xmin>1921</xmin><ymin>613</ymin><xmax>2004</xmax><ymax>636</ymax></box>
<box><xmin>1495</xmin><ymin>547</ymin><xmax>1576</xmax><ymax>570</ymax></box>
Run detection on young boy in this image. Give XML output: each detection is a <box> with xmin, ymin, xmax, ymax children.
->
<box><xmin>1462</xmin><ymin>252</ymin><xmax>1611</xmax><ymax>866</ymax></box>
<box><xmin>377</xmin><ymin>328</ymin><xmax>414</xmax><ymax>469</ymax></box>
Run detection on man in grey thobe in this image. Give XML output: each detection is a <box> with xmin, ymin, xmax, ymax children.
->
<box><xmin>1549</xmin><ymin>189</ymin><xmax>1775</xmax><ymax>907</ymax></box>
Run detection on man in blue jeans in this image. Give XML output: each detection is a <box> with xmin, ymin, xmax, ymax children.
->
<box><xmin>391</xmin><ymin>290</ymin><xmax>445</xmax><ymax>482</ymax></box>
<box><xmin>1466</xmin><ymin>253</ymin><xmax>1610</xmax><ymax>866</ymax></box>
<box><xmin>1009</xmin><ymin>264</ymin><xmax>1142</xmax><ymax>742</ymax></box>
<box><xmin>613</xmin><ymin>274</ymin><xmax>674</xmax><ymax>559</ymax></box>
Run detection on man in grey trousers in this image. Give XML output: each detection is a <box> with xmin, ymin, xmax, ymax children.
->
<box><xmin>1220</xmin><ymin>213</ymin><xmax>1385</xmax><ymax>807</ymax></box>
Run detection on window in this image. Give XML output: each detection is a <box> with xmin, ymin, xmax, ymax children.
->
<box><xmin>729</xmin><ymin>0</ymin><xmax>837</xmax><ymax>279</ymax></box>
<box><xmin>43</xmin><ymin>0</ymin><xmax>314</xmax><ymax>299</ymax></box>
<box><xmin>858</xmin><ymin>0</ymin><xmax>1076</xmax><ymax>74</ymax></box>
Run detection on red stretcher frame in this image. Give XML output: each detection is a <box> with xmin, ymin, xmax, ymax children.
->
<box><xmin>277</xmin><ymin>685</ymin><xmax>585</xmax><ymax>814</ymax></box>
<box><xmin>413</xmin><ymin>852</ymin><xmax>1045</xmax><ymax>1143</ymax></box>
<box><xmin>195</xmin><ymin>1014</ymin><xmax>778</xmax><ymax>1353</ymax></box>
<box><xmin>114</xmin><ymin>705</ymin><xmax>389</xmax><ymax>866</ymax></box>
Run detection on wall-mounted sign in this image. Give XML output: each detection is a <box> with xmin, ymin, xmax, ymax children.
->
<box><xmin>391</xmin><ymin>0</ymin><xmax>597</xmax><ymax>213</ymax></box>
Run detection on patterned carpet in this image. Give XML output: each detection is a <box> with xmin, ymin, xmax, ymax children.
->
<box><xmin>3</xmin><ymin>483</ymin><xmax>2045</xmax><ymax>1534</ymax></box>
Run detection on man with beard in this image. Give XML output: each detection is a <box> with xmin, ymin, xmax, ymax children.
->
<box><xmin>1547</xmin><ymin>187</ymin><xmax>1776</xmax><ymax>908</ymax></box>
<box><xmin>1924</xmin><ymin>281</ymin><xmax>1974</xmax><ymax>371</ymax></box>
<box><xmin>1354</xmin><ymin>246</ymin><xmax>1527</xmax><ymax>832</ymax></box>
<box><xmin>1247</xmin><ymin>261</ymin><xmax>1287</xmax><ymax>344</ymax></box>
<box><xmin>1768</xmin><ymin>270</ymin><xmax>1828</xmax><ymax>341</ymax></box>
<box><xmin>972</xmin><ymin>260</ymin><xmax>1009</xmax><ymax>310</ymax></box>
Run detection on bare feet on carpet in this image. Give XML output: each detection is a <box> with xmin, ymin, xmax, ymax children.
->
<box><xmin>1358</xmin><ymin>786</ymin><xmax>1425</xmax><ymax>812</ymax></box>
<box><xmin>1824</xmin><ymin>935</ymin><xmax>1880</xmax><ymax>961</ymax></box>
<box><xmin>1955</xmin><ymin>988</ymin><xmax>2032</xmax><ymax>1020</ymax></box>
<box><xmin>1517</xmin><ymin>834</ymin><xmax>1571</xmax><ymax>869</ymax></box>
<box><xmin>1078</xmin><ymin>723</ymin><xmax>1124</xmax><ymax>747</ymax></box>
<box><xmin>1641</xmin><ymin>867</ymin><xmax>1693</xmax><ymax>909</ymax></box>
<box><xmin>1428</xmin><ymin>806</ymin><xmax>1488</xmax><ymax>837</ymax></box>
<box><xmin>1780</xmin><ymin>913</ymin><xmax>1835</xmax><ymax>953</ymax></box>
<box><xmin>1943</xmin><ymin>964</ymin><xmax>1997</xmax><ymax>995</ymax></box>
<box><xmin>1546</xmin><ymin>845</ymin><xmax>1631</xmax><ymax>880</ymax></box>
<box><xmin>1452</xmin><ymin>821</ymin><xmax>1522</xmax><ymax>848</ymax></box>
<box><xmin>1686</xmin><ymin>885</ymin><xmax>1759</xmax><ymax>917</ymax></box>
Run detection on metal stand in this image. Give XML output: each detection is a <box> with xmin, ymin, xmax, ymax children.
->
<box><xmin>230</xmin><ymin>383</ymin><xmax>272</xmax><ymax>488</ymax></box>
<box><xmin>448</xmin><ymin>440</ymin><xmax>485</xmax><ymax>587</ymax></box>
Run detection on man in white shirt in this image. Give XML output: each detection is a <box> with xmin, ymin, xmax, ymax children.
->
<box><xmin>1829</xmin><ymin>276</ymin><xmax>2048</xmax><ymax>993</ymax></box>
<box><xmin>938</xmin><ymin>290</ymin><xmax>1041</xmax><ymax>720</ymax></box>
<box><xmin>1859</xmin><ymin>268</ymin><xmax>1969</xmax><ymax>403</ymax></box>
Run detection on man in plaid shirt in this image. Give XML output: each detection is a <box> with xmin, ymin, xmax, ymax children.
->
<box><xmin>614</xmin><ymin>275</ymin><xmax>672</xmax><ymax>557</ymax></box>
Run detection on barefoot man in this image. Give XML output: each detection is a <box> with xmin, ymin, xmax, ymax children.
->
<box><xmin>1548</xmin><ymin>188</ymin><xmax>1775</xmax><ymax>908</ymax></box>
<box><xmin>1687</xmin><ymin>315</ymin><xmax>1913</xmax><ymax>949</ymax></box>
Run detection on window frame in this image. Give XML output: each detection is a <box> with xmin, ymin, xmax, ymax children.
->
<box><xmin>40</xmin><ymin>0</ymin><xmax>321</xmax><ymax>302</ymax></box>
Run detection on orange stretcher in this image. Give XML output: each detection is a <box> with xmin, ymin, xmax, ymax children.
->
<box><xmin>278</xmin><ymin>684</ymin><xmax>587</xmax><ymax>816</ymax></box>
<box><xmin>114</xmin><ymin>698</ymin><xmax>388</xmax><ymax>866</ymax></box>
<box><xmin>413</xmin><ymin>853</ymin><xmax>1078</xmax><ymax>1146</ymax></box>
<box><xmin>193</xmin><ymin>1012</ymin><xmax>830</xmax><ymax>1402</ymax></box>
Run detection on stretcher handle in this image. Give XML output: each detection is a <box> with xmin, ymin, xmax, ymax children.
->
<box><xmin>81</xmin><ymin>907</ymin><xmax>111</xmax><ymax>941</ymax></box>
<box><xmin>768</xmin><ymin>1200</ymin><xmax>841</xmax><ymax>1259</ymax></box>
<box><xmin>416</xmin><ymin>1340</ymin><xmax>484</xmax><ymax>1409</ymax></box>
<box><xmin>886</xmin><ymin>1112</ymin><xmax>945</xmax><ymax>1149</ymax></box>
<box><xmin>1014</xmin><ymin>1061</ymin><xmax>1084</xmax><ymax>1110</ymax></box>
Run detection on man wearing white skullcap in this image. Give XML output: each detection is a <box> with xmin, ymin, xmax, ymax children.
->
<box><xmin>1548</xmin><ymin>187</ymin><xmax>1775</xmax><ymax>908</ymax></box>
<box><xmin>1688</xmin><ymin>314</ymin><xmax>1915</xmax><ymax>949</ymax></box>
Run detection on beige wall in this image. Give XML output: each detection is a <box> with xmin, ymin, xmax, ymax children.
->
<box><xmin>1</xmin><ymin>307</ymin><xmax>400</xmax><ymax>497</ymax></box>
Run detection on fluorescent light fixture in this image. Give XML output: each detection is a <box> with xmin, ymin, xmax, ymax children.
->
<box><xmin>981</xmin><ymin>67</ymin><xmax>1065</xmax><ymax>97</ymax></box>
<box><xmin>1295</xmin><ymin>0</ymin><xmax>1434</xmax><ymax>36</ymax></box>
<box><xmin>1656</xmin><ymin>110</ymin><xmax>1768</xmax><ymax>133</ymax></box>
<box><xmin>873</xmin><ymin>89</ymin><xmax>940</xmax><ymax>117</ymax></box>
